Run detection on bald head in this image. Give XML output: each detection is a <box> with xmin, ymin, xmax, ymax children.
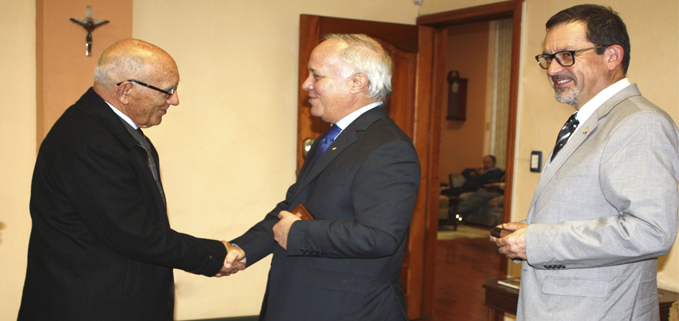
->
<box><xmin>93</xmin><ymin>39</ymin><xmax>180</xmax><ymax>128</ymax></box>
<box><xmin>93</xmin><ymin>38</ymin><xmax>178</xmax><ymax>91</ymax></box>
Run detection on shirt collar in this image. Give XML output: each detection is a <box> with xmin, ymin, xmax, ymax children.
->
<box><xmin>333</xmin><ymin>101</ymin><xmax>382</xmax><ymax>133</ymax></box>
<box><xmin>104</xmin><ymin>100</ymin><xmax>139</xmax><ymax>130</ymax></box>
<box><xmin>576</xmin><ymin>78</ymin><xmax>630</xmax><ymax>123</ymax></box>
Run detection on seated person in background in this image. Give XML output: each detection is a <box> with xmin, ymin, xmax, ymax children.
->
<box><xmin>455</xmin><ymin>187</ymin><xmax>504</xmax><ymax>226</ymax></box>
<box><xmin>442</xmin><ymin>155</ymin><xmax>504</xmax><ymax>197</ymax></box>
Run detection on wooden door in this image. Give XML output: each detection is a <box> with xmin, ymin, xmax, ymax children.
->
<box><xmin>296</xmin><ymin>15</ymin><xmax>436</xmax><ymax>320</ymax></box>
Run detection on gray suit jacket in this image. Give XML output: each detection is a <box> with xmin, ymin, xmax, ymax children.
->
<box><xmin>518</xmin><ymin>84</ymin><xmax>679</xmax><ymax>320</ymax></box>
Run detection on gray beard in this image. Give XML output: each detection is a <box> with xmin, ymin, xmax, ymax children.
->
<box><xmin>555</xmin><ymin>86</ymin><xmax>579</xmax><ymax>107</ymax></box>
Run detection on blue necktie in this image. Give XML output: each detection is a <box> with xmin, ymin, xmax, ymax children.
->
<box><xmin>315</xmin><ymin>124</ymin><xmax>341</xmax><ymax>161</ymax></box>
<box><xmin>551</xmin><ymin>112</ymin><xmax>579</xmax><ymax>161</ymax></box>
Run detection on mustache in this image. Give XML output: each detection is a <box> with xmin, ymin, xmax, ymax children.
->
<box><xmin>550</xmin><ymin>73</ymin><xmax>574</xmax><ymax>82</ymax></box>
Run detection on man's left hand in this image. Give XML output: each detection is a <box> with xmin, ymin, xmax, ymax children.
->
<box><xmin>273</xmin><ymin>211</ymin><xmax>301</xmax><ymax>250</ymax></box>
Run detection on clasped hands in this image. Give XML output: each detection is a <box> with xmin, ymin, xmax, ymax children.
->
<box><xmin>490</xmin><ymin>222</ymin><xmax>528</xmax><ymax>260</ymax></box>
<box><xmin>215</xmin><ymin>241</ymin><xmax>246</xmax><ymax>277</ymax></box>
<box><xmin>215</xmin><ymin>210</ymin><xmax>300</xmax><ymax>277</ymax></box>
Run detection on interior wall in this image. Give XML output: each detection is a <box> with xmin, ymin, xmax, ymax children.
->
<box><xmin>0</xmin><ymin>0</ymin><xmax>36</xmax><ymax>319</ymax></box>
<box><xmin>424</xmin><ymin>0</ymin><xmax>679</xmax><ymax>292</ymax></box>
<box><xmin>36</xmin><ymin>0</ymin><xmax>132</xmax><ymax>143</ymax></box>
<box><xmin>0</xmin><ymin>0</ymin><xmax>420</xmax><ymax>320</ymax></box>
<box><xmin>439</xmin><ymin>21</ymin><xmax>490</xmax><ymax>182</ymax></box>
<box><xmin>131</xmin><ymin>1</ymin><xmax>420</xmax><ymax>320</ymax></box>
<box><xmin>3</xmin><ymin>0</ymin><xmax>677</xmax><ymax>320</ymax></box>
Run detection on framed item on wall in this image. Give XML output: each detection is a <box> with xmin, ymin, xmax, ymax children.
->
<box><xmin>446</xmin><ymin>70</ymin><xmax>467</xmax><ymax>121</ymax></box>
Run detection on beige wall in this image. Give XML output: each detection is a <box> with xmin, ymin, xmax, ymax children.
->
<box><xmin>440</xmin><ymin>21</ymin><xmax>491</xmax><ymax>181</ymax></box>
<box><xmin>36</xmin><ymin>0</ymin><xmax>132</xmax><ymax>143</ymax></box>
<box><xmin>0</xmin><ymin>0</ymin><xmax>36</xmax><ymax>318</ymax></box>
<box><xmin>2</xmin><ymin>0</ymin><xmax>677</xmax><ymax>320</ymax></box>
<box><xmin>131</xmin><ymin>1</ymin><xmax>420</xmax><ymax>319</ymax></box>
<box><xmin>2</xmin><ymin>0</ymin><xmax>422</xmax><ymax>319</ymax></box>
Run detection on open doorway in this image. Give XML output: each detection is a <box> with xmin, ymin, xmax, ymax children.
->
<box><xmin>417</xmin><ymin>0</ymin><xmax>523</xmax><ymax>319</ymax></box>
<box><xmin>432</xmin><ymin>18</ymin><xmax>512</xmax><ymax>321</ymax></box>
<box><xmin>439</xmin><ymin>18</ymin><xmax>512</xmax><ymax>230</ymax></box>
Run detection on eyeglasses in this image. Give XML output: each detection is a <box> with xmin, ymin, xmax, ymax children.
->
<box><xmin>116</xmin><ymin>79</ymin><xmax>176</xmax><ymax>97</ymax></box>
<box><xmin>535</xmin><ymin>46</ymin><xmax>609</xmax><ymax>69</ymax></box>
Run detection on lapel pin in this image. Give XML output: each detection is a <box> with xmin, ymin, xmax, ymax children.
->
<box><xmin>583</xmin><ymin>129</ymin><xmax>589</xmax><ymax>134</ymax></box>
<box><xmin>332</xmin><ymin>147</ymin><xmax>337</xmax><ymax>151</ymax></box>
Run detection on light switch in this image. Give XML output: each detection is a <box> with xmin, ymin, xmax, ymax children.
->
<box><xmin>530</xmin><ymin>151</ymin><xmax>542</xmax><ymax>172</ymax></box>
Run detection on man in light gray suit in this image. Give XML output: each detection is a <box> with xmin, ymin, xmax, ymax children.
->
<box><xmin>491</xmin><ymin>5</ymin><xmax>679</xmax><ymax>320</ymax></box>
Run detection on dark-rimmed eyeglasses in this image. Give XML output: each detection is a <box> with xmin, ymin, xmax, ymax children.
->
<box><xmin>535</xmin><ymin>46</ymin><xmax>609</xmax><ymax>69</ymax></box>
<box><xmin>116</xmin><ymin>79</ymin><xmax>176</xmax><ymax>97</ymax></box>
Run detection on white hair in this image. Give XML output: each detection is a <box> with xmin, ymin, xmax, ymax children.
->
<box><xmin>324</xmin><ymin>34</ymin><xmax>392</xmax><ymax>101</ymax></box>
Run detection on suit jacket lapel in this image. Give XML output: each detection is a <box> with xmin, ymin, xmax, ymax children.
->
<box><xmin>75</xmin><ymin>88</ymin><xmax>167</xmax><ymax>212</ymax></box>
<box><xmin>294</xmin><ymin>106</ymin><xmax>388</xmax><ymax>197</ymax></box>
<box><xmin>76</xmin><ymin>88</ymin><xmax>142</xmax><ymax>150</ymax></box>
<box><xmin>529</xmin><ymin>85</ymin><xmax>642</xmax><ymax>219</ymax></box>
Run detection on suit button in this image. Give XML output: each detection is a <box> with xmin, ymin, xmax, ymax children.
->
<box><xmin>208</xmin><ymin>255</ymin><xmax>214</xmax><ymax>260</ymax></box>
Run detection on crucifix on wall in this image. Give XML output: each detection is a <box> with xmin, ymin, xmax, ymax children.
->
<box><xmin>70</xmin><ymin>6</ymin><xmax>109</xmax><ymax>57</ymax></box>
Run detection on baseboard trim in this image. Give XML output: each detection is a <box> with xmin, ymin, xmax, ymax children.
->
<box><xmin>185</xmin><ymin>316</ymin><xmax>258</xmax><ymax>321</ymax></box>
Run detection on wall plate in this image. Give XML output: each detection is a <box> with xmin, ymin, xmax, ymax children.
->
<box><xmin>530</xmin><ymin>151</ymin><xmax>542</xmax><ymax>172</ymax></box>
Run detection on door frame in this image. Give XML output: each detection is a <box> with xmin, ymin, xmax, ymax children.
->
<box><xmin>415</xmin><ymin>0</ymin><xmax>524</xmax><ymax>317</ymax></box>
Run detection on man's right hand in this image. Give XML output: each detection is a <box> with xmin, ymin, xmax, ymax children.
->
<box><xmin>215</xmin><ymin>241</ymin><xmax>246</xmax><ymax>277</ymax></box>
<box><xmin>490</xmin><ymin>222</ymin><xmax>528</xmax><ymax>260</ymax></box>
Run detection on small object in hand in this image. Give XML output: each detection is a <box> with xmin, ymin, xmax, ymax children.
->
<box><xmin>290</xmin><ymin>203</ymin><xmax>315</xmax><ymax>220</ymax></box>
<box><xmin>491</xmin><ymin>226</ymin><xmax>513</xmax><ymax>238</ymax></box>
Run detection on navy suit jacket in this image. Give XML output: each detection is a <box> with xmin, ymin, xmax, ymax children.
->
<box><xmin>19</xmin><ymin>88</ymin><xmax>227</xmax><ymax>321</ymax></box>
<box><xmin>232</xmin><ymin>106</ymin><xmax>421</xmax><ymax>321</ymax></box>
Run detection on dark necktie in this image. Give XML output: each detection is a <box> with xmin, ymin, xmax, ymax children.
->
<box><xmin>134</xmin><ymin>127</ymin><xmax>165</xmax><ymax>203</ymax></box>
<box><xmin>315</xmin><ymin>124</ymin><xmax>341</xmax><ymax>161</ymax></box>
<box><xmin>551</xmin><ymin>112</ymin><xmax>579</xmax><ymax>161</ymax></box>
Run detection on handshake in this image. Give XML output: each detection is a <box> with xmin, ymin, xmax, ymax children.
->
<box><xmin>215</xmin><ymin>241</ymin><xmax>247</xmax><ymax>277</ymax></box>
<box><xmin>213</xmin><ymin>206</ymin><xmax>310</xmax><ymax>277</ymax></box>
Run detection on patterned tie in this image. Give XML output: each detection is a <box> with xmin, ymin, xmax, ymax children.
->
<box><xmin>551</xmin><ymin>112</ymin><xmax>579</xmax><ymax>161</ymax></box>
<box><xmin>315</xmin><ymin>124</ymin><xmax>341</xmax><ymax>161</ymax></box>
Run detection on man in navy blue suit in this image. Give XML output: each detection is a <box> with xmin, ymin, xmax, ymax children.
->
<box><xmin>225</xmin><ymin>34</ymin><xmax>421</xmax><ymax>321</ymax></box>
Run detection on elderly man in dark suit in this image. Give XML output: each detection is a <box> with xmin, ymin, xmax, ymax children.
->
<box><xmin>225</xmin><ymin>34</ymin><xmax>421</xmax><ymax>320</ymax></box>
<box><xmin>18</xmin><ymin>38</ymin><xmax>243</xmax><ymax>321</ymax></box>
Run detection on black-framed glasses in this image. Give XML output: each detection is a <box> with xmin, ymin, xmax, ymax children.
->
<box><xmin>535</xmin><ymin>45</ymin><xmax>609</xmax><ymax>69</ymax></box>
<box><xmin>116</xmin><ymin>79</ymin><xmax>176</xmax><ymax>97</ymax></box>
